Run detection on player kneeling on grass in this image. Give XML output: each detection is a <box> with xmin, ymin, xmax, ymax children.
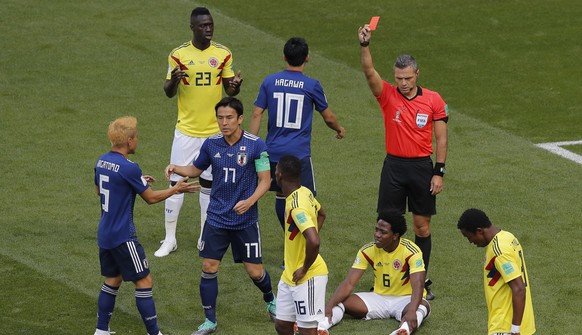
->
<box><xmin>321</xmin><ymin>212</ymin><xmax>430</xmax><ymax>335</ymax></box>
<box><xmin>93</xmin><ymin>116</ymin><xmax>199</xmax><ymax>335</ymax></box>
<box><xmin>274</xmin><ymin>155</ymin><xmax>330</xmax><ymax>335</ymax></box>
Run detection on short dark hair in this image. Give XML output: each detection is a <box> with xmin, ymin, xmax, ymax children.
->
<box><xmin>284</xmin><ymin>37</ymin><xmax>309</xmax><ymax>67</ymax></box>
<box><xmin>215</xmin><ymin>96</ymin><xmax>243</xmax><ymax>116</ymax></box>
<box><xmin>278</xmin><ymin>155</ymin><xmax>302</xmax><ymax>179</ymax></box>
<box><xmin>377</xmin><ymin>211</ymin><xmax>407</xmax><ymax>236</ymax></box>
<box><xmin>191</xmin><ymin>7</ymin><xmax>211</xmax><ymax>20</ymax></box>
<box><xmin>394</xmin><ymin>54</ymin><xmax>418</xmax><ymax>71</ymax></box>
<box><xmin>457</xmin><ymin>208</ymin><xmax>492</xmax><ymax>233</ymax></box>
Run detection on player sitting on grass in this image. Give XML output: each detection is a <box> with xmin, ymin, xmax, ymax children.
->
<box><xmin>321</xmin><ymin>212</ymin><xmax>430</xmax><ymax>335</ymax></box>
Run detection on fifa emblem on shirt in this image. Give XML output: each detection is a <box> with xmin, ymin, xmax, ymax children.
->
<box><xmin>416</xmin><ymin>112</ymin><xmax>428</xmax><ymax>128</ymax></box>
<box><xmin>237</xmin><ymin>153</ymin><xmax>248</xmax><ymax>166</ymax></box>
<box><xmin>393</xmin><ymin>259</ymin><xmax>402</xmax><ymax>270</ymax></box>
<box><xmin>393</xmin><ymin>111</ymin><xmax>402</xmax><ymax>123</ymax></box>
<box><xmin>208</xmin><ymin>57</ymin><xmax>219</xmax><ymax>68</ymax></box>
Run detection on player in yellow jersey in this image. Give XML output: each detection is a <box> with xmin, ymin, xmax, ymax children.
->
<box><xmin>274</xmin><ymin>155</ymin><xmax>329</xmax><ymax>335</ymax></box>
<box><xmin>322</xmin><ymin>212</ymin><xmax>430</xmax><ymax>335</ymax></box>
<box><xmin>457</xmin><ymin>208</ymin><xmax>535</xmax><ymax>335</ymax></box>
<box><xmin>156</xmin><ymin>7</ymin><xmax>243</xmax><ymax>258</ymax></box>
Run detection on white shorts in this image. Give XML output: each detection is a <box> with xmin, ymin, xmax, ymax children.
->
<box><xmin>354</xmin><ymin>292</ymin><xmax>428</xmax><ymax>321</ymax></box>
<box><xmin>169</xmin><ymin>129</ymin><xmax>212</xmax><ymax>182</ymax></box>
<box><xmin>276</xmin><ymin>275</ymin><xmax>328</xmax><ymax>328</ymax></box>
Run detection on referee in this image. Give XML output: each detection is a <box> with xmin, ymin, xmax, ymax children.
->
<box><xmin>358</xmin><ymin>23</ymin><xmax>449</xmax><ymax>300</ymax></box>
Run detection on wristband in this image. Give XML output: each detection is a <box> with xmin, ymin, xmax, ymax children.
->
<box><xmin>511</xmin><ymin>324</ymin><xmax>520</xmax><ymax>333</ymax></box>
<box><xmin>433</xmin><ymin>162</ymin><xmax>446</xmax><ymax>177</ymax></box>
<box><xmin>360</xmin><ymin>41</ymin><xmax>369</xmax><ymax>47</ymax></box>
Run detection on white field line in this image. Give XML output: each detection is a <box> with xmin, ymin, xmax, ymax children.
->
<box><xmin>535</xmin><ymin>140</ymin><xmax>582</xmax><ymax>165</ymax></box>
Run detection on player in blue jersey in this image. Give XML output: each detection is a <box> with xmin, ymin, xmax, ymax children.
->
<box><xmin>249</xmin><ymin>37</ymin><xmax>345</xmax><ymax>240</ymax></box>
<box><xmin>93</xmin><ymin>116</ymin><xmax>198</xmax><ymax>335</ymax></box>
<box><xmin>165</xmin><ymin>97</ymin><xmax>276</xmax><ymax>335</ymax></box>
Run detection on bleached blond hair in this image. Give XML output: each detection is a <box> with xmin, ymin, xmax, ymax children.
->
<box><xmin>108</xmin><ymin>116</ymin><xmax>137</xmax><ymax>148</ymax></box>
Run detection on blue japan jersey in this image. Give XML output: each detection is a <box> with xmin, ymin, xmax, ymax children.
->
<box><xmin>254</xmin><ymin>70</ymin><xmax>328</xmax><ymax>161</ymax></box>
<box><xmin>194</xmin><ymin>131</ymin><xmax>268</xmax><ymax>229</ymax></box>
<box><xmin>94</xmin><ymin>151</ymin><xmax>149</xmax><ymax>249</ymax></box>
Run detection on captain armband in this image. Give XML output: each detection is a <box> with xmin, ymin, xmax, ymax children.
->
<box><xmin>255</xmin><ymin>151</ymin><xmax>270</xmax><ymax>172</ymax></box>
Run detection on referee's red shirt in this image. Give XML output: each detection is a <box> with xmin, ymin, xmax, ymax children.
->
<box><xmin>376</xmin><ymin>81</ymin><xmax>448</xmax><ymax>158</ymax></box>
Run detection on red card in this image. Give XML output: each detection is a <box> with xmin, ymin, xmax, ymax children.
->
<box><xmin>369</xmin><ymin>16</ymin><xmax>380</xmax><ymax>30</ymax></box>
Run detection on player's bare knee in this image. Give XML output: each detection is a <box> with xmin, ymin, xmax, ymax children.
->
<box><xmin>245</xmin><ymin>264</ymin><xmax>264</xmax><ymax>280</ymax></box>
<box><xmin>105</xmin><ymin>275</ymin><xmax>123</xmax><ymax>287</ymax></box>
<box><xmin>134</xmin><ymin>274</ymin><xmax>153</xmax><ymax>288</ymax></box>
<box><xmin>201</xmin><ymin>259</ymin><xmax>220</xmax><ymax>273</ymax></box>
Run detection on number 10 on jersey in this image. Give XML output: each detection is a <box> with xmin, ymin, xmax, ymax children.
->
<box><xmin>273</xmin><ymin>92</ymin><xmax>305</xmax><ymax>129</ymax></box>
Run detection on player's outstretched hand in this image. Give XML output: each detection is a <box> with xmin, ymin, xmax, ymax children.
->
<box><xmin>143</xmin><ymin>175</ymin><xmax>156</xmax><ymax>183</ymax></box>
<box><xmin>174</xmin><ymin>177</ymin><xmax>200</xmax><ymax>193</ymax></box>
<box><xmin>164</xmin><ymin>164</ymin><xmax>177</xmax><ymax>181</ymax></box>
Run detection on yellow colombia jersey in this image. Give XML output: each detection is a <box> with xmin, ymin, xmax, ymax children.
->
<box><xmin>166</xmin><ymin>41</ymin><xmax>235</xmax><ymax>137</ymax></box>
<box><xmin>352</xmin><ymin>239</ymin><xmax>426</xmax><ymax>297</ymax></box>
<box><xmin>282</xmin><ymin>186</ymin><xmax>328</xmax><ymax>286</ymax></box>
<box><xmin>484</xmin><ymin>231</ymin><xmax>535</xmax><ymax>335</ymax></box>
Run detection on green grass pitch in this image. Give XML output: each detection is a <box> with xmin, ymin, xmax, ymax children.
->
<box><xmin>1</xmin><ymin>0</ymin><xmax>581</xmax><ymax>334</ymax></box>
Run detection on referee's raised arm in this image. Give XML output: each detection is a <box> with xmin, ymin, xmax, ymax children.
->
<box><xmin>359</xmin><ymin>24</ymin><xmax>383</xmax><ymax>97</ymax></box>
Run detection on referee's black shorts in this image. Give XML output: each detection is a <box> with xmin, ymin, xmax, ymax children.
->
<box><xmin>377</xmin><ymin>154</ymin><xmax>436</xmax><ymax>216</ymax></box>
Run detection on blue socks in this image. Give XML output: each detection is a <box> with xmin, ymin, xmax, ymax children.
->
<box><xmin>96</xmin><ymin>283</ymin><xmax>118</xmax><ymax>331</ymax></box>
<box><xmin>96</xmin><ymin>283</ymin><xmax>160</xmax><ymax>335</ymax></box>
<box><xmin>200</xmin><ymin>271</ymin><xmax>218</xmax><ymax>323</ymax></box>
<box><xmin>135</xmin><ymin>287</ymin><xmax>159</xmax><ymax>335</ymax></box>
<box><xmin>253</xmin><ymin>270</ymin><xmax>274</xmax><ymax>302</ymax></box>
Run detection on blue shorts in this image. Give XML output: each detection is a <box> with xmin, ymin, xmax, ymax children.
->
<box><xmin>99</xmin><ymin>240</ymin><xmax>150</xmax><ymax>282</ymax></box>
<box><xmin>269</xmin><ymin>157</ymin><xmax>317</xmax><ymax>196</ymax></box>
<box><xmin>199</xmin><ymin>223</ymin><xmax>263</xmax><ymax>264</ymax></box>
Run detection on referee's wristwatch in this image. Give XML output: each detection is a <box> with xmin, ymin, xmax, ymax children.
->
<box><xmin>434</xmin><ymin>163</ymin><xmax>446</xmax><ymax>177</ymax></box>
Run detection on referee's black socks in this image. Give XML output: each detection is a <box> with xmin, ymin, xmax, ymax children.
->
<box><xmin>415</xmin><ymin>234</ymin><xmax>432</xmax><ymax>273</ymax></box>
